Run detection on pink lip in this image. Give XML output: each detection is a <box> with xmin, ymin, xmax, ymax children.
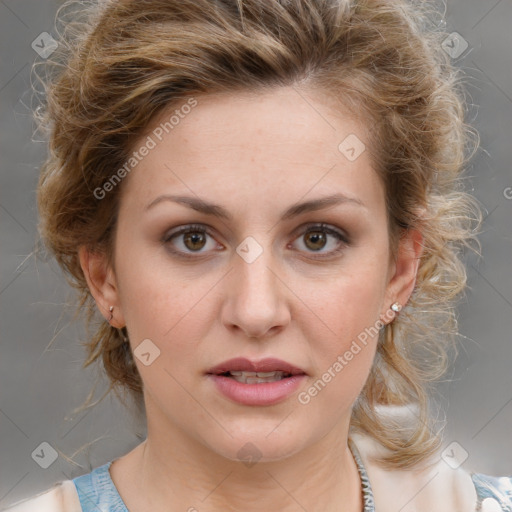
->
<box><xmin>207</xmin><ymin>357</ymin><xmax>307</xmax><ymax>375</ymax></box>
<box><xmin>206</xmin><ymin>357</ymin><xmax>307</xmax><ymax>406</ymax></box>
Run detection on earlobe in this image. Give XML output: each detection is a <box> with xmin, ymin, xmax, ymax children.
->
<box><xmin>380</xmin><ymin>227</ymin><xmax>424</xmax><ymax>324</ymax></box>
<box><xmin>78</xmin><ymin>246</ymin><xmax>125</xmax><ymax>328</ymax></box>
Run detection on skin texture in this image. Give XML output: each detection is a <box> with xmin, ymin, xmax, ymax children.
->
<box><xmin>79</xmin><ymin>86</ymin><xmax>423</xmax><ymax>512</ymax></box>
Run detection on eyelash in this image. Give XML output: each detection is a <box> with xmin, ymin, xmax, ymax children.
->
<box><xmin>161</xmin><ymin>222</ymin><xmax>349</xmax><ymax>260</ymax></box>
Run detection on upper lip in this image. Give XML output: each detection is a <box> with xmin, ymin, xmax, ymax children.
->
<box><xmin>207</xmin><ymin>357</ymin><xmax>307</xmax><ymax>376</ymax></box>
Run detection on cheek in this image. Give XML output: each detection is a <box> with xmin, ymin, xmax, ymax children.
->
<box><xmin>293</xmin><ymin>248</ymin><xmax>388</xmax><ymax>399</ymax></box>
<box><xmin>300</xmin><ymin>252</ymin><xmax>388</xmax><ymax>343</ymax></box>
<box><xmin>296</xmin><ymin>277</ymin><xmax>383</xmax><ymax>413</ymax></box>
<box><xmin>118</xmin><ymin>264</ymin><xmax>207</xmax><ymax>342</ymax></box>
<box><xmin>114</xmin><ymin>240</ymin><xmax>224</xmax><ymax>369</ymax></box>
<box><xmin>113</xmin><ymin>227</ymin><xmax>193</xmax><ymax>341</ymax></box>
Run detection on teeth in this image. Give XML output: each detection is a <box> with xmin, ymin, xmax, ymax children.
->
<box><xmin>226</xmin><ymin>370</ymin><xmax>286</xmax><ymax>383</ymax></box>
<box><xmin>256</xmin><ymin>371</ymin><xmax>280</xmax><ymax>378</ymax></box>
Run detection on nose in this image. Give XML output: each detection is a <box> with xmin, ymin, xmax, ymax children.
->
<box><xmin>221</xmin><ymin>241</ymin><xmax>291</xmax><ymax>340</ymax></box>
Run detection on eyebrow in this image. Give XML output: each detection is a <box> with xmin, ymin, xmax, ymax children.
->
<box><xmin>145</xmin><ymin>192</ymin><xmax>366</xmax><ymax>221</ymax></box>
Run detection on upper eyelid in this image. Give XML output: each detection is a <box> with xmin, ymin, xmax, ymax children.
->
<box><xmin>162</xmin><ymin>222</ymin><xmax>348</xmax><ymax>248</ymax></box>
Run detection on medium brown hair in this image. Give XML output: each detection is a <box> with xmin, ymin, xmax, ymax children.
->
<box><xmin>35</xmin><ymin>0</ymin><xmax>481</xmax><ymax>469</ymax></box>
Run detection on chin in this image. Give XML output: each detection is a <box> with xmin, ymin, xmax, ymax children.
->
<box><xmin>201</xmin><ymin>422</ymin><xmax>313</xmax><ymax>465</ymax></box>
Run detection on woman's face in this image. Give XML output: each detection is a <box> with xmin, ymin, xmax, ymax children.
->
<box><xmin>86</xmin><ymin>86</ymin><xmax>420</xmax><ymax>462</ymax></box>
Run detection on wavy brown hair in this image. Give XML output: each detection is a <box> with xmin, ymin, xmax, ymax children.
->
<box><xmin>35</xmin><ymin>0</ymin><xmax>482</xmax><ymax>469</ymax></box>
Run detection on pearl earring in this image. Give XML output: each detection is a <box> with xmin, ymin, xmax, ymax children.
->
<box><xmin>391</xmin><ymin>302</ymin><xmax>402</xmax><ymax>312</ymax></box>
<box><xmin>108</xmin><ymin>305</ymin><xmax>114</xmax><ymax>322</ymax></box>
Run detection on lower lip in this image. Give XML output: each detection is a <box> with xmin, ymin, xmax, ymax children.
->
<box><xmin>208</xmin><ymin>374</ymin><xmax>306</xmax><ymax>406</ymax></box>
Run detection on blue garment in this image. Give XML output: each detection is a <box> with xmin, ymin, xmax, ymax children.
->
<box><xmin>73</xmin><ymin>461</ymin><xmax>129</xmax><ymax>512</ymax></box>
<box><xmin>472</xmin><ymin>473</ymin><xmax>512</xmax><ymax>512</ymax></box>
<box><xmin>72</xmin><ymin>460</ymin><xmax>512</xmax><ymax>512</ymax></box>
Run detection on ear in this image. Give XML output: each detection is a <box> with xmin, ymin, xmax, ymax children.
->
<box><xmin>78</xmin><ymin>246</ymin><xmax>125</xmax><ymax>328</ymax></box>
<box><xmin>380</xmin><ymin>226</ymin><xmax>424</xmax><ymax>324</ymax></box>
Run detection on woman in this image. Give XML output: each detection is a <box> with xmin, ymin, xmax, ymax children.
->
<box><xmin>3</xmin><ymin>0</ymin><xmax>511</xmax><ymax>510</ymax></box>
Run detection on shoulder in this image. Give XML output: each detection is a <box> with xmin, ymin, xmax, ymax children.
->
<box><xmin>352</xmin><ymin>431</ymin><xmax>477</xmax><ymax>511</ymax></box>
<box><xmin>3</xmin><ymin>460</ymin><xmax>129</xmax><ymax>512</ymax></box>
<box><xmin>1</xmin><ymin>480</ymin><xmax>82</xmax><ymax>512</ymax></box>
<box><xmin>351</xmin><ymin>411</ymin><xmax>512</xmax><ymax>512</ymax></box>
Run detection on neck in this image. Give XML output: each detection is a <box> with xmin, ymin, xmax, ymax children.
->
<box><xmin>123</xmin><ymin>415</ymin><xmax>363</xmax><ymax>512</ymax></box>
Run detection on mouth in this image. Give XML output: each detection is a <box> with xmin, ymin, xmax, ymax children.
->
<box><xmin>206</xmin><ymin>358</ymin><xmax>307</xmax><ymax>406</ymax></box>
<box><xmin>206</xmin><ymin>357</ymin><xmax>307</xmax><ymax>380</ymax></box>
<box><xmin>216</xmin><ymin>370</ymin><xmax>296</xmax><ymax>384</ymax></box>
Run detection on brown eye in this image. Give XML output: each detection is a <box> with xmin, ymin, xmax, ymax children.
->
<box><xmin>183</xmin><ymin>231</ymin><xmax>207</xmax><ymax>251</ymax></box>
<box><xmin>291</xmin><ymin>223</ymin><xmax>349</xmax><ymax>258</ymax></box>
<box><xmin>162</xmin><ymin>224</ymin><xmax>220</xmax><ymax>257</ymax></box>
<box><xmin>303</xmin><ymin>231</ymin><xmax>327</xmax><ymax>251</ymax></box>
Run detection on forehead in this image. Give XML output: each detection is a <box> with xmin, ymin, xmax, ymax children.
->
<box><xmin>119</xmin><ymin>86</ymin><xmax>384</xmax><ymax>215</ymax></box>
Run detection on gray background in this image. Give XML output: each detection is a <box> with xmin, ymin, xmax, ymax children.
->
<box><xmin>1</xmin><ymin>0</ymin><xmax>511</xmax><ymax>507</ymax></box>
